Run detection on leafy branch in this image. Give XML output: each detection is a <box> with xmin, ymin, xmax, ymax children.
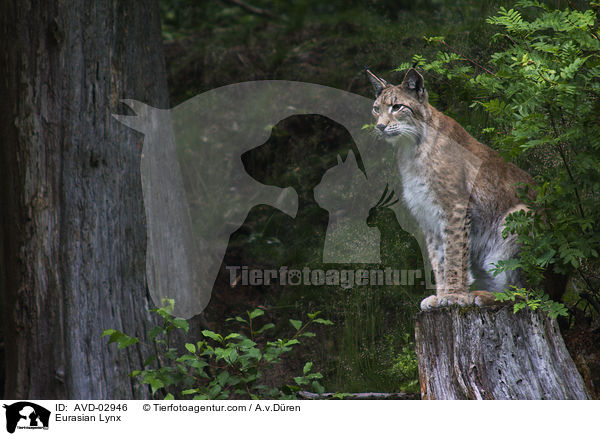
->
<box><xmin>103</xmin><ymin>298</ymin><xmax>332</xmax><ymax>399</ymax></box>
<box><xmin>494</xmin><ymin>286</ymin><xmax>568</xmax><ymax>319</ymax></box>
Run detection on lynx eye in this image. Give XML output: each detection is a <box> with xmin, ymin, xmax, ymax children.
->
<box><xmin>373</xmin><ymin>106</ymin><xmax>380</xmax><ymax>114</ymax></box>
<box><xmin>391</xmin><ymin>104</ymin><xmax>404</xmax><ymax>112</ymax></box>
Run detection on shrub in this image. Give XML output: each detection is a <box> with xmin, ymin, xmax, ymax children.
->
<box><xmin>103</xmin><ymin>298</ymin><xmax>332</xmax><ymax>399</ymax></box>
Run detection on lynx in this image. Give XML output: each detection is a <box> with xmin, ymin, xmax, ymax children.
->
<box><xmin>367</xmin><ymin>68</ymin><xmax>534</xmax><ymax>310</ymax></box>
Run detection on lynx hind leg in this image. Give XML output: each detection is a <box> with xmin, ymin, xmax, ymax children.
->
<box><xmin>481</xmin><ymin>204</ymin><xmax>528</xmax><ymax>293</ymax></box>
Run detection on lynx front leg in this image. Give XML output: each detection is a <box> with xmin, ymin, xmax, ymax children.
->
<box><xmin>444</xmin><ymin>207</ymin><xmax>497</xmax><ymax>306</ymax></box>
<box><xmin>421</xmin><ymin>207</ymin><xmax>473</xmax><ymax>310</ymax></box>
<box><xmin>443</xmin><ymin>207</ymin><xmax>471</xmax><ymax>294</ymax></box>
<box><xmin>420</xmin><ymin>234</ymin><xmax>445</xmax><ymax>310</ymax></box>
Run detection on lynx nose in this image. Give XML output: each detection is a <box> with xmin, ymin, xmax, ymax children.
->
<box><xmin>376</xmin><ymin>124</ymin><xmax>387</xmax><ymax>132</ymax></box>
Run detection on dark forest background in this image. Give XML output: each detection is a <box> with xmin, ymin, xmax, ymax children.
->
<box><xmin>157</xmin><ymin>0</ymin><xmax>600</xmax><ymax>396</ymax></box>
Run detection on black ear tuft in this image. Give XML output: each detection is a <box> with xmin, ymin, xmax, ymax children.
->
<box><xmin>365</xmin><ymin>68</ymin><xmax>390</xmax><ymax>98</ymax></box>
<box><xmin>401</xmin><ymin>68</ymin><xmax>426</xmax><ymax>101</ymax></box>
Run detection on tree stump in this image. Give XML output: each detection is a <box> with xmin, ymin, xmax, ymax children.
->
<box><xmin>415</xmin><ymin>306</ymin><xmax>589</xmax><ymax>399</ymax></box>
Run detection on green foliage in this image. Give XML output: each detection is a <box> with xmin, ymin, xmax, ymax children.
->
<box><xmin>409</xmin><ymin>0</ymin><xmax>600</xmax><ymax>317</ymax></box>
<box><xmin>494</xmin><ymin>286</ymin><xmax>569</xmax><ymax>318</ymax></box>
<box><xmin>387</xmin><ymin>333</ymin><xmax>420</xmax><ymax>392</ymax></box>
<box><xmin>103</xmin><ymin>299</ymin><xmax>331</xmax><ymax>399</ymax></box>
<box><xmin>102</xmin><ymin>330</ymin><xmax>139</xmax><ymax>349</ymax></box>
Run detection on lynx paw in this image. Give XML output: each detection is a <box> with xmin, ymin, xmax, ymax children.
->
<box><xmin>470</xmin><ymin>290</ymin><xmax>500</xmax><ymax>307</ymax></box>
<box><xmin>420</xmin><ymin>295</ymin><xmax>439</xmax><ymax>310</ymax></box>
<box><xmin>420</xmin><ymin>291</ymin><xmax>500</xmax><ymax>311</ymax></box>
<box><xmin>420</xmin><ymin>293</ymin><xmax>471</xmax><ymax>310</ymax></box>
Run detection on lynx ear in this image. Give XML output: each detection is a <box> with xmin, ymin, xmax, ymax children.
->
<box><xmin>401</xmin><ymin>68</ymin><xmax>427</xmax><ymax>102</ymax></box>
<box><xmin>365</xmin><ymin>68</ymin><xmax>390</xmax><ymax>98</ymax></box>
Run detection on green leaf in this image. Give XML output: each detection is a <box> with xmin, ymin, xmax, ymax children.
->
<box><xmin>176</xmin><ymin>354</ymin><xmax>195</xmax><ymax>362</ymax></box>
<box><xmin>208</xmin><ymin>384</ymin><xmax>222</xmax><ymax>397</ymax></box>
<box><xmin>514</xmin><ymin>302</ymin><xmax>527</xmax><ymax>313</ymax></box>
<box><xmin>153</xmin><ymin>299</ymin><xmax>175</xmax><ymax>319</ymax></box>
<box><xmin>226</xmin><ymin>316</ymin><xmax>248</xmax><ymax>324</ymax></box>
<box><xmin>160</xmin><ymin>298</ymin><xmax>175</xmax><ymax>313</ymax></box>
<box><xmin>238</xmin><ymin>338</ymin><xmax>257</xmax><ymax>348</ymax></box>
<box><xmin>307</xmin><ymin>311</ymin><xmax>321</xmax><ymax>320</ymax></box>
<box><xmin>147</xmin><ymin>377</ymin><xmax>164</xmax><ymax>394</ymax></box>
<box><xmin>216</xmin><ymin>371</ymin><xmax>230</xmax><ymax>386</ymax></box>
<box><xmin>248</xmin><ymin>309</ymin><xmax>264</xmax><ymax>320</ymax></box>
<box><xmin>293</xmin><ymin>376</ymin><xmax>308</xmax><ymax>386</ymax></box>
<box><xmin>313</xmin><ymin>318</ymin><xmax>334</xmax><ymax>325</ymax></box>
<box><xmin>164</xmin><ymin>393</ymin><xmax>174</xmax><ymax>400</ymax></box>
<box><xmin>493</xmin><ymin>291</ymin><xmax>513</xmax><ymax>302</ymax></box>
<box><xmin>312</xmin><ymin>381</ymin><xmax>325</xmax><ymax>394</ymax></box>
<box><xmin>289</xmin><ymin>319</ymin><xmax>302</xmax><ymax>330</ymax></box>
<box><xmin>202</xmin><ymin>330</ymin><xmax>223</xmax><ymax>342</ymax></box>
<box><xmin>303</xmin><ymin>362</ymin><xmax>313</xmax><ymax>374</ymax></box>
<box><xmin>255</xmin><ymin>323</ymin><xmax>275</xmax><ymax>334</ymax></box>
<box><xmin>227</xmin><ymin>349</ymin><xmax>238</xmax><ymax>364</ymax></box>
<box><xmin>424</xmin><ymin>35</ymin><xmax>445</xmax><ymax>43</ymax></box>
<box><xmin>185</xmin><ymin>343</ymin><xmax>196</xmax><ymax>353</ymax></box>
<box><xmin>172</xmin><ymin>318</ymin><xmax>189</xmax><ymax>332</ymax></box>
<box><xmin>102</xmin><ymin>329</ymin><xmax>116</xmax><ymax>337</ymax></box>
<box><xmin>102</xmin><ymin>330</ymin><xmax>139</xmax><ymax>349</ymax></box>
<box><xmin>188</xmin><ymin>360</ymin><xmax>209</xmax><ymax>371</ymax></box>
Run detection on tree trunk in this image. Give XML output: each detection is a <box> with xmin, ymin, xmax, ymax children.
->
<box><xmin>415</xmin><ymin>306</ymin><xmax>589</xmax><ymax>400</ymax></box>
<box><xmin>0</xmin><ymin>0</ymin><xmax>169</xmax><ymax>399</ymax></box>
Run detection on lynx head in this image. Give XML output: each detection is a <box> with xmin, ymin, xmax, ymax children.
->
<box><xmin>366</xmin><ymin>68</ymin><xmax>429</xmax><ymax>145</ymax></box>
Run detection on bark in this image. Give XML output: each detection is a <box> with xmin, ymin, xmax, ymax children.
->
<box><xmin>0</xmin><ymin>0</ymin><xmax>169</xmax><ymax>399</ymax></box>
<box><xmin>415</xmin><ymin>306</ymin><xmax>589</xmax><ymax>400</ymax></box>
